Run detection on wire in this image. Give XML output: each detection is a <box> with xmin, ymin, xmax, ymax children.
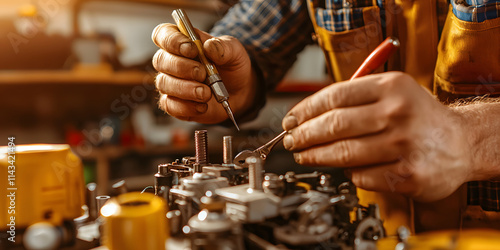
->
<box><xmin>141</xmin><ymin>186</ymin><xmax>154</xmax><ymax>194</ymax></box>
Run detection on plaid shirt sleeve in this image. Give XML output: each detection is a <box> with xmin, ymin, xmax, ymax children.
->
<box><xmin>452</xmin><ymin>0</ymin><xmax>500</xmax><ymax>22</ymax></box>
<box><xmin>210</xmin><ymin>0</ymin><xmax>315</xmax><ymax>91</ymax></box>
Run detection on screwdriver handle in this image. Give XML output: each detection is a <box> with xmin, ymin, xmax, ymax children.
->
<box><xmin>172</xmin><ymin>9</ymin><xmax>218</xmax><ymax>76</ymax></box>
<box><xmin>350</xmin><ymin>37</ymin><xmax>400</xmax><ymax>80</ymax></box>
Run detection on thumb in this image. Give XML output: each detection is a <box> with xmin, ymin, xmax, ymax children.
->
<box><xmin>203</xmin><ymin>35</ymin><xmax>244</xmax><ymax>66</ymax></box>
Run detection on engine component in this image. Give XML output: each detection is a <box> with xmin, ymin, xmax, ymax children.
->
<box><xmin>186</xmin><ymin>192</ymin><xmax>244</xmax><ymax>250</ymax></box>
<box><xmin>100</xmin><ymin>192</ymin><xmax>168</xmax><ymax>250</ymax></box>
<box><xmin>159</xmin><ymin>130</ymin><xmax>386</xmax><ymax>249</ymax></box>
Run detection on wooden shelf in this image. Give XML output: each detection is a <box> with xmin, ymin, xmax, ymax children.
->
<box><xmin>79</xmin><ymin>0</ymin><xmax>229</xmax><ymax>13</ymax></box>
<box><xmin>0</xmin><ymin>69</ymin><xmax>154</xmax><ymax>85</ymax></box>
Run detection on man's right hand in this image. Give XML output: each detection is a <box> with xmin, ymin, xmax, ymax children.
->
<box><xmin>151</xmin><ymin>23</ymin><xmax>256</xmax><ymax>124</ymax></box>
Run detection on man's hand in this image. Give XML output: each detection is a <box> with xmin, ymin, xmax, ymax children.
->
<box><xmin>152</xmin><ymin>23</ymin><xmax>256</xmax><ymax>124</ymax></box>
<box><xmin>282</xmin><ymin>72</ymin><xmax>473</xmax><ymax>202</ymax></box>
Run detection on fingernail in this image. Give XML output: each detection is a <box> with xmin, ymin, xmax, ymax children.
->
<box><xmin>195</xmin><ymin>103</ymin><xmax>207</xmax><ymax>113</ymax></box>
<box><xmin>293</xmin><ymin>153</ymin><xmax>301</xmax><ymax>164</ymax></box>
<box><xmin>283</xmin><ymin>134</ymin><xmax>294</xmax><ymax>150</ymax></box>
<box><xmin>283</xmin><ymin>115</ymin><xmax>298</xmax><ymax>130</ymax></box>
<box><xmin>180</xmin><ymin>42</ymin><xmax>193</xmax><ymax>57</ymax></box>
<box><xmin>195</xmin><ymin>86</ymin><xmax>204</xmax><ymax>101</ymax></box>
<box><xmin>193</xmin><ymin>66</ymin><xmax>203</xmax><ymax>82</ymax></box>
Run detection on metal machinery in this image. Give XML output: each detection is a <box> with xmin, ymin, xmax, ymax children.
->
<box><xmin>156</xmin><ymin>130</ymin><xmax>386</xmax><ymax>250</ymax></box>
<box><xmin>0</xmin><ymin>131</ymin><xmax>385</xmax><ymax>250</ymax></box>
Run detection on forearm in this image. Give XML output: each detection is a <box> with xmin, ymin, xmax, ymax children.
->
<box><xmin>452</xmin><ymin>100</ymin><xmax>500</xmax><ymax>181</ymax></box>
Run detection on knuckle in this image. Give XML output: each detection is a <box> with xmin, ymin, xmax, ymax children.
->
<box><xmin>155</xmin><ymin>73</ymin><xmax>165</xmax><ymax>91</ymax></box>
<box><xmin>327</xmin><ymin>110</ymin><xmax>344</xmax><ymax>137</ymax></box>
<box><xmin>389</xmin><ymin>130</ymin><xmax>410</xmax><ymax>149</ymax></box>
<box><xmin>326</xmin><ymin>86</ymin><xmax>344</xmax><ymax>109</ymax></box>
<box><xmin>299</xmin><ymin>127</ymin><xmax>312</xmax><ymax>148</ymax></box>
<box><xmin>162</xmin><ymin>24</ymin><xmax>180</xmax><ymax>48</ymax></box>
<box><xmin>304</xmin><ymin>99</ymin><xmax>316</xmax><ymax>119</ymax></box>
<box><xmin>384</xmin><ymin>97</ymin><xmax>410</xmax><ymax>119</ymax></box>
<box><xmin>152</xmin><ymin>50</ymin><xmax>169</xmax><ymax>72</ymax></box>
<box><xmin>152</xmin><ymin>23</ymin><xmax>166</xmax><ymax>46</ymax></box>
<box><xmin>335</xmin><ymin>140</ymin><xmax>353</xmax><ymax>166</ymax></box>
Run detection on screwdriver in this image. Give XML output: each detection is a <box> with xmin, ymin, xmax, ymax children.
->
<box><xmin>172</xmin><ymin>9</ymin><xmax>240</xmax><ymax>131</ymax></box>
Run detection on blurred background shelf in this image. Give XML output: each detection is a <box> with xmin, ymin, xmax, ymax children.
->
<box><xmin>0</xmin><ymin>69</ymin><xmax>153</xmax><ymax>85</ymax></box>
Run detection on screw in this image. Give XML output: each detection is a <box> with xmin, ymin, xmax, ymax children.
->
<box><xmin>194</xmin><ymin>130</ymin><xmax>208</xmax><ymax>165</ymax></box>
<box><xmin>246</xmin><ymin>157</ymin><xmax>263</xmax><ymax>191</ymax></box>
<box><xmin>222</xmin><ymin>136</ymin><xmax>233</xmax><ymax>165</ymax></box>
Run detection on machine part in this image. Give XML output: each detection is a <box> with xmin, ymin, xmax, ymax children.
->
<box><xmin>222</xmin><ymin>135</ymin><xmax>233</xmax><ymax>166</ymax></box>
<box><xmin>234</xmin><ymin>131</ymin><xmax>287</xmax><ymax>167</ymax></box>
<box><xmin>195</xmin><ymin>130</ymin><xmax>209</xmax><ymax>165</ymax></box>
<box><xmin>245</xmin><ymin>232</ymin><xmax>289</xmax><ymax>250</ymax></box>
<box><xmin>23</xmin><ymin>220</ymin><xmax>77</xmax><ymax>250</ymax></box>
<box><xmin>247</xmin><ymin>157</ymin><xmax>263</xmax><ymax>191</ymax></box>
<box><xmin>187</xmin><ymin>192</ymin><xmax>244</xmax><ymax>250</ymax></box>
<box><xmin>112</xmin><ymin>180</ymin><xmax>128</xmax><ymax>195</ymax></box>
<box><xmin>178</xmin><ymin>172</ymin><xmax>229</xmax><ymax>202</ymax></box>
<box><xmin>101</xmin><ymin>192</ymin><xmax>168</xmax><ymax>250</ymax></box>
<box><xmin>263</xmin><ymin>173</ymin><xmax>284</xmax><ymax>196</ymax></box>
<box><xmin>172</xmin><ymin>9</ymin><xmax>239</xmax><ymax>130</ymax></box>
<box><xmin>284</xmin><ymin>171</ymin><xmax>298</xmax><ymax>195</ymax></box>
<box><xmin>170</xmin><ymin>172</ymin><xmax>229</xmax><ymax>225</ymax></box>
<box><xmin>317</xmin><ymin>174</ymin><xmax>336</xmax><ymax>194</ymax></box>
<box><xmin>216</xmin><ymin>183</ymin><xmax>306</xmax><ymax>223</ymax></box>
<box><xmin>87</xmin><ymin>183</ymin><xmax>98</xmax><ymax>221</ymax></box>
<box><xmin>167</xmin><ymin>210</ymin><xmax>182</xmax><ymax>235</ymax></box>
<box><xmin>23</xmin><ymin>222</ymin><xmax>60</xmax><ymax>250</ymax></box>
<box><xmin>151</xmin><ymin>131</ymin><xmax>388</xmax><ymax>249</ymax></box>
<box><xmin>96</xmin><ymin>196</ymin><xmax>110</xmax><ymax>216</ymax></box>
<box><xmin>354</xmin><ymin>217</ymin><xmax>385</xmax><ymax>250</ymax></box>
<box><xmin>395</xmin><ymin>226</ymin><xmax>411</xmax><ymax>250</ymax></box>
<box><xmin>274</xmin><ymin>224</ymin><xmax>337</xmax><ymax>247</ymax></box>
<box><xmin>155</xmin><ymin>164</ymin><xmax>173</xmax><ymax>205</ymax></box>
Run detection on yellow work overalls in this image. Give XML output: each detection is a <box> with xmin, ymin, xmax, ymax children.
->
<box><xmin>307</xmin><ymin>0</ymin><xmax>500</xmax><ymax>235</ymax></box>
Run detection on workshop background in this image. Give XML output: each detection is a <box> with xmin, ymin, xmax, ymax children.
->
<box><xmin>0</xmin><ymin>0</ymin><xmax>331</xmax><ymax>195</ymax></box>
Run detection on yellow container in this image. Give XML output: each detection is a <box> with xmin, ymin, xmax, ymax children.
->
<box><xmin>101</xmin><ymin>192</ymin><xmax>168</xmax><ymax>250</ymax></box>
<box><xmin>0</xmin><ymin>144</ymin><xmax>85</xmax><ymax>229</ymax></box>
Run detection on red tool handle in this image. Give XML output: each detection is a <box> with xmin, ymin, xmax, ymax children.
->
<box><xmin>349</xmin><ymin>37</ymin><xmax>400</xmax><ymax>81</ymax></box>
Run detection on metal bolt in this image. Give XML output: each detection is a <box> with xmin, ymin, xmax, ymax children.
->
<box><xmin>246</xmin><ymin>157</ymin><xmax>263</xmax><ymax>191</ymax></box>
<box><xmin>112</xmin><ymin>180</ymin><xmax>127</xmax><ymax>195</ymax></box>
<box><xmin>86</xmin><ymin>183</ymin><xmax>98</xmax><ymax>220</ymax></box>
<box><xmin>222</xmin><ymin>136</ymin><xmax>233</xmax><ymax>165</ymax></box>
<box><xmin>96</xmin><ymin>196</ymin><xmax>110</xmax><ymax>216</ymax></box>
<box><xmin>263</xmin><ymin>173</ymin><xmax>284</xmax><ymax>196</ymax></box>
<box><xmin>320</xmin><ymin>174</ymin><xmax>331</xmax><ymax>187</ymax></box>
<box><xmin>194</xmin><ymin>130</ymin><xmax>208</xmax><ymax>165</ymax></box>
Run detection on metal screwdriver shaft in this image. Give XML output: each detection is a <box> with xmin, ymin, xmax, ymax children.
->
<box><xmin>172</xmin><ymin>9</ymin><xmax>240</xmax><ymax>131</ymax></box>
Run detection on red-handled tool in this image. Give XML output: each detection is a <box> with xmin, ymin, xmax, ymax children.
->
<box><xmin>350</xmin><ymin>37</ymin><xmax>400</xmax><ymax>80</ymax></box>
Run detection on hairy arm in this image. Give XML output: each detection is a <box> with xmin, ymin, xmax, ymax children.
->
<box><xmin>453</xmin><ymin>100</ymin><xmax>500</xmax><ymax>181</ymax></box>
